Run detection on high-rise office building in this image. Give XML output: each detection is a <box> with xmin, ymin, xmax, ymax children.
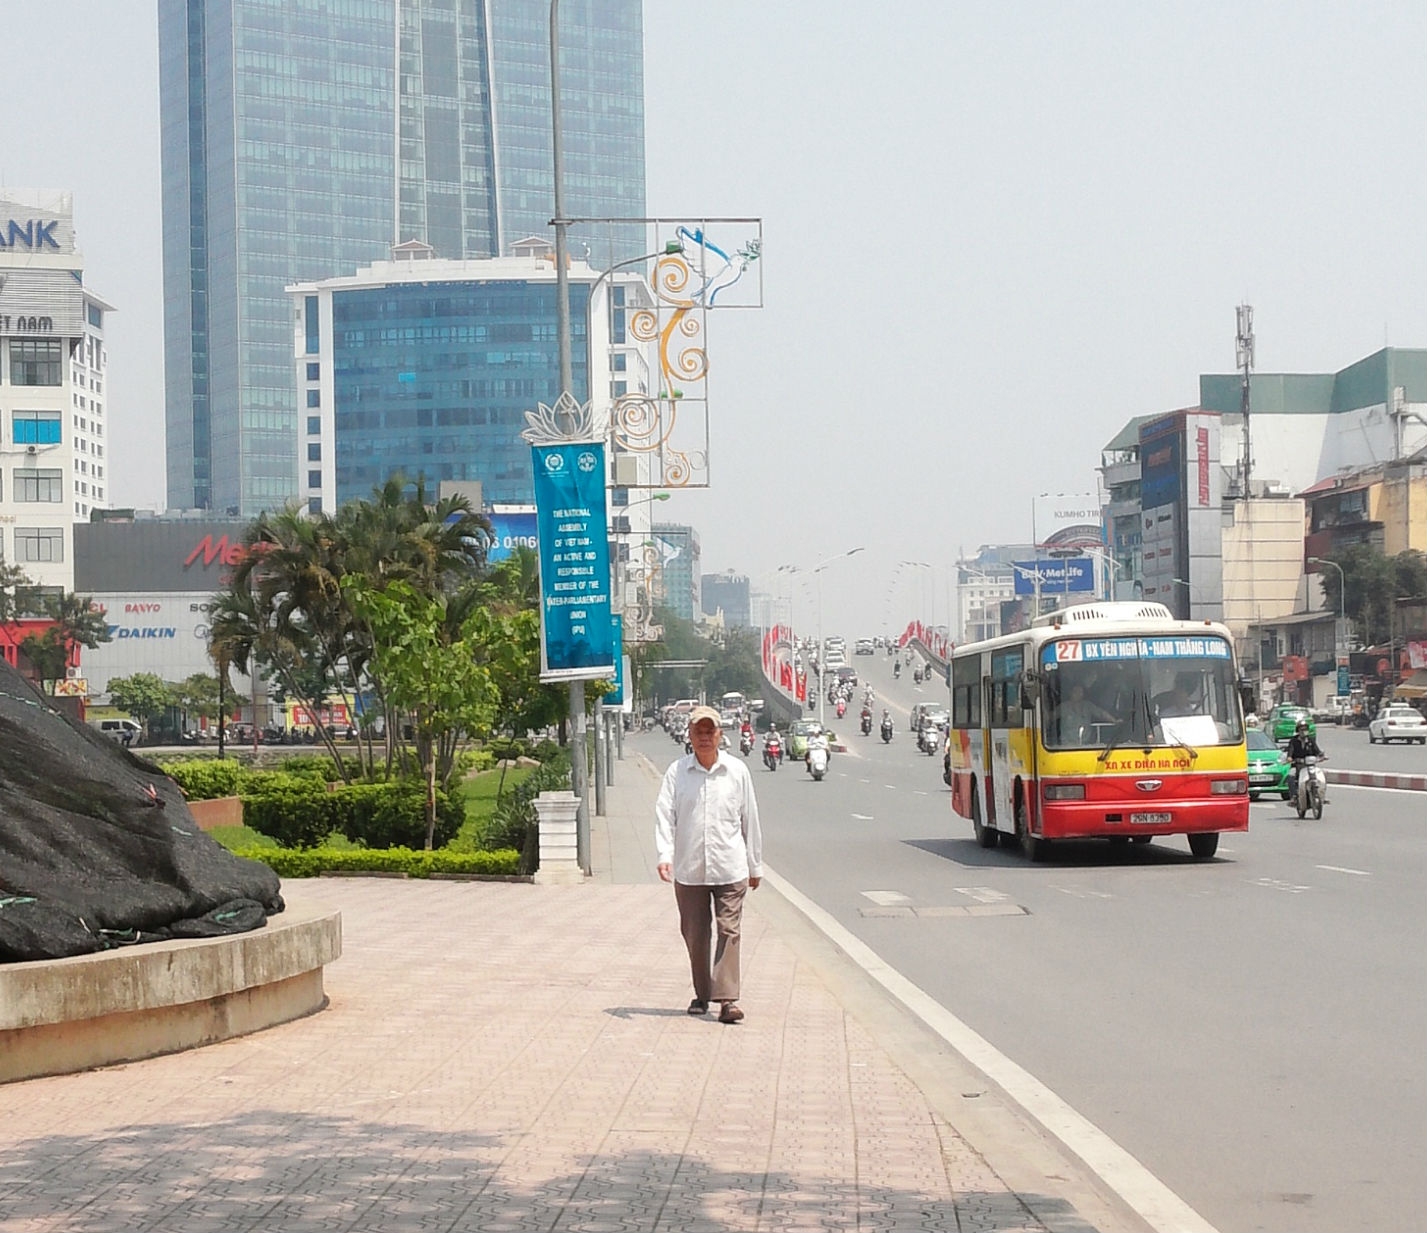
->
<box><xmin>160</xmin><ymin>0</ymin><xmax>645</xmax><ymax>515</ymax></box>
<box><xmin>288</xmin><ymin>239</ymin><xmax>656</xmax><ymax>510</ymax></box>
<box><xmin>0</xmin><ymin>191</ymin><xmax>116</xmax><ymax>598</ymax></box>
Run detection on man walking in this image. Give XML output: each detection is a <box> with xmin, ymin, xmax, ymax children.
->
<box><xmin>655</xmin><ymin>704</ymin><xmax>763</xmax><ymax>1024</ymax></box>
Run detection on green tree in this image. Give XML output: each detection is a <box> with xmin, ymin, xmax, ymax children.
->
<box><xmin>107</xmin><ymin>673</ymin><xmax>175</xmax><ymax>737</ymax></box>
<box><xmin>0</xmin><ymin>561</ymin><xmax>34</xmax><ymax>662</ymax></box>
<box><xmin>172</xmin><ymin>672</ymin><xmax>248</xmax><ymax>727</ymax></box>
<box><xmin>1318</xmin><ymin>547</ymin><xmax>1427</xmax><ymax>645</ymax></box>
<box><xmin>17</xmin><ymin>592</ymin><xmax>111</xmax><ymax>690</ymax></box>
<box><xmin>343</xmin><ymin>577</ymin><xmax>500</xmax><ymax>848</ymax></box>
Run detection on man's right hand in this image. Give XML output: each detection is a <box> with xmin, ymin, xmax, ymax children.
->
<box><xmin>657</xmin><ymin>862</ymin><xmax>673</xmax><ymax>883</ymax></box>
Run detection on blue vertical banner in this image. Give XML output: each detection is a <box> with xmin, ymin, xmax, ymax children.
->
<box><xmin>607</xmin><ymin>614</ymin><xmax>626</xmax><ymax>707</ymax></box>
<box><xmin>532</xmin><ymin>442</ymin><xmax>615</xmax><ymax>680</ymax></box>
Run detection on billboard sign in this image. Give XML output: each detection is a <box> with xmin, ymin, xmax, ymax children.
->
<box><xmin>486</xmin><ymin>505</ymin><xmax>538</xmax><ymax>564</ymax></box>
<box><xmin>532</xmin><ymin>442</ymin><xmax>615</xmax><ymax>680</ymax></box>
<box><xmin>607</xmin><ymin>614</ymin><xmax>627</xmax><ymax>707</ymax></box>
<box><xmin>1012</xmin><ymin>559</ymin><xmax>1095</xmax><ymax>596</ymax></box>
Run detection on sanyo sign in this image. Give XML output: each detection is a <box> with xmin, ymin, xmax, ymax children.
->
<box><xmin>0</xmin><ymin>219</ymin><xmax>62</xmax><ymax>250</ymax></box>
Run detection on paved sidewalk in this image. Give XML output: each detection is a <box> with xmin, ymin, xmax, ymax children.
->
<box><xmin>0</xmin><ymin>745</ymin><xmax>1146</xmax><ymax>1233</ymax></box>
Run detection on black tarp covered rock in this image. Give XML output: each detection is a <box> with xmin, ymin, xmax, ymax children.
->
<box><xmin>0</xmin><ymin>657</ymin><xmax>283</xmax><ymax>963</ymax></box>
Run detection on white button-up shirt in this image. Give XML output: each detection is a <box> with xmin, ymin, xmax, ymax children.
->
<box><xmin>655</xmin><ymin>750</ymin><xmax>763</xmax><ymax>886</ymax></box>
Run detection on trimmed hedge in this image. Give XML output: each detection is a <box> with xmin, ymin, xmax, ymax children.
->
<box><xmin>232</xmin><ymin>846</ymin><xmax>521</xmax><ymax>878</ymax></box>
<box><xmin>235</xmin><ymin>775</ymin><xmax>463</xmax><ymax>850</ymax></box>
<box><xmin>157</xmin><ymin>758</ymin><xmax>247</xmax><ymax>801</ymax></box>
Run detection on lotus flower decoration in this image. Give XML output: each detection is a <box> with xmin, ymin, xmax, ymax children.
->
<box><xmin>521</xmin><ymin>391</ymin><xmax>607</xmax><ymax>445</ymax></box>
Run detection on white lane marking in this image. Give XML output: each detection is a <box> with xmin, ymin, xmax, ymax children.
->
<box><xmin>860</xmin><ymin>889</ymin><xmax>910</xmax><ymax>906</ymax></box>
<box><xmin>912</xmin><ymin>789</ymin><xmax>929</xmax><ymax>796</ymax></box>
<box><xmin>883</xmin><ymin>784</ymin><xmax>898</xmax><ymax>789</ymax></box>
<box><xmin>1252</xmin><ymin>876</ymin><xmax>1311</xmax><ymax>894</ymax></box>
<box><xmin>851</xmin><ymin>813</ymin><xmax>874</xmax><ymax>821</ymax></box>
<box><xmin>1316</xmin><ymin>864</ymin><xmax>1371</xmax><ymax>876</ymax></box>
<box><xmin>764</xmin><ymin>866</ymin><xmax>1220</xmax><ymax>1233</ymax></box>
<box><xmin>1051</xmin><ymin>885</ymin><xmax>1114</xmax><ymax>899</ymax></box>
<box><xmin>953</xmin><ymin>885</ymin><xmax>1009</xmax><ymax>903</ymax></box>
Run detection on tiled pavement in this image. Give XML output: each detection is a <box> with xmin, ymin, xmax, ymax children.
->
<box><xmin>0</xmin><ymin>746</ymin><xmax>1143</xmax><ymax>1233</ymax></box>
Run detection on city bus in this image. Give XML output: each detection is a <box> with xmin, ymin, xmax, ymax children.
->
<box><xmin>948</xmin><ymin>601</ymin><xmax>1248</xmax><ymax>860</ymax></box>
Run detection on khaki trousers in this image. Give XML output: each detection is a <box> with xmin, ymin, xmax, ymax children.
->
<box><xmin>673</xmin><ymin>879</ymin><xmax>748</xmax><ymax>1003</ymax></box>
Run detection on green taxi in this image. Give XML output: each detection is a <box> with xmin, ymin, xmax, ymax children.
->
<box><xmin>787</xmin><ymin>719</ymin><xmax>824</xmax><ymax>761</ymax></box>
<box><xmin>1246</xmin><ymin>730</ymin><xmax>1291</xmax><ymax>800</ymax></box>
<box><xmin>1268</xmin><ymin>704</ymin><xmax>1315</xmax><ymax>744</ymax></box>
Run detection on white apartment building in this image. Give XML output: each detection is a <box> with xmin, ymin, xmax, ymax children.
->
<box><xmin>0</xmin><ymin>191</ymin><xmax>114</xmax><ymax>598</ymax></box>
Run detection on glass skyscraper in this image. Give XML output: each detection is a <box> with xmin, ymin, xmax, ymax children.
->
<box><xmin>160</xmin><ymin>0</ymin><xmax>645</xmax><ymax>514</ymax></box>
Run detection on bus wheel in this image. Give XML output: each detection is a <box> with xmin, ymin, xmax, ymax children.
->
<box><xmin>1131</xmin><ymin>836</ymin><xmax>1152</xmax><ymax>845</ymax></box>
<box><xmin>1188</xmin><ymin>832</ymin><xmax>1220</xmax><ymax>859</ymax></box>
<box><xmin>1016</xmin><ymin>799</ymin><xmax>1050</xmax><ymax>862</ymax></box>
<box><xmin>971</xmin><ymin>789</ymin><xmax>998</xmax><ymax>849</ymax></box>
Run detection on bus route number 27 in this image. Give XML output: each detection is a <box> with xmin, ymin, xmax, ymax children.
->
<box><xmin>1055</xmin><ymin>642</ymin><xmax>1082</xmax><ymax>662</ymax></box>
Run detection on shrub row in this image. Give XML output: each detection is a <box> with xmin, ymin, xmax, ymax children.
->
<box><xmin>238</xmin><ymin>778</ymin><xmax>464</xmax><ymax>850</ymax></box>
<box><xmin>232</xmin><ymin>846</ymin><xmax>521</xmax><ymax>878</ymax></box>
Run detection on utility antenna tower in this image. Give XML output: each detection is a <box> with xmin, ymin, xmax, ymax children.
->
<box><xmin>1236</xmin><ymin>304</ymin><xmax>1255</xmax><ymax>497</ymax></box>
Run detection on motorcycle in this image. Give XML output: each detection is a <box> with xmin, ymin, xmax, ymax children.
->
<box><xmin>893</xmin><ymin>662</ymin><xmax>901</xmax><ymax>679</ymax></box>
<box><xmin>860</xmin><ymin>710</ymin><xmax>872</xmax><ymax>736</ymax></box>
<box><xmin>1293</xmin><ymin>755</ymin><xmax>1327</xmax><ymax>819</ymax></box>
<box><xmin>739</xmin><ymin>731</ymin><xmax>754</xmax><ymax>757</ymax></box>
<box><xmin>763</xmin><ymin>738</ymin><xmax>782</xmax><ymax>771</ymax></box>
<box><xmin>836</xmin><ymin>699</ymin><xmax>846</xmax><ymax>719</ymax></box>
<box><xmin>807</xmin><ymin>743</ymin><xmax>829</xmax><ymax>781</ymax></box>
<box><xmin>880</xmin><ymin>719</ymin><xmax>894</xmax><ymax>743</ymax></box>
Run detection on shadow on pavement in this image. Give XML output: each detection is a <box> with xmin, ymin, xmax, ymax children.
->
<box><xmin>0</xmin><ymin>1108</ymin><xmax>1102</xmax><ymax>1231</ymax></box>
<box><xmin>905</xmin><ymin>836</ymin><xmax>1224</xmax><ymax>869</ymax></box>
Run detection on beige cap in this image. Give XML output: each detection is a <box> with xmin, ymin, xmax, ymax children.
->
<box><xmin>688</xmin><ymin>704</ymin><xmax>722</xmax><ymax>728</ymax></box>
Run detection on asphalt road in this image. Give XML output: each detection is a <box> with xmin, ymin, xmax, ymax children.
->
<box><xmin>686</xmin><ymin>649</ymin><xmax>1427</xmax><ymax>1233</ymax></box>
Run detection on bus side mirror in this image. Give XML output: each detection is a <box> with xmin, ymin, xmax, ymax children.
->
<box><xmin>1018</xmin><ymin>670</ymin><xmax>1042</xmax><ymax>708</ymax></box>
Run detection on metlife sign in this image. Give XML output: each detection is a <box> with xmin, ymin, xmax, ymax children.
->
<box><xmin>532</xmin><ymin>443</ymin><xmax>615</xmax><ymax>680</ymax></box>
<box><xmin>1012</xmin><ymin>558</ymin><xmax>1095</xmax><ymax>596</ymax></box>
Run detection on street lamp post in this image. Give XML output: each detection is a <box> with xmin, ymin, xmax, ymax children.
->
<box><xmin>1306</xmin><ymin>556</ymin><xmax>1347</xmax><ymax>651</ymax></box>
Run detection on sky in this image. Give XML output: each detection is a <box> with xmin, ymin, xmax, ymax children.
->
<box><xmin>5</xmin><ymin>1</ymin><xmax>1426</xmax><ymax>639</ymax></box>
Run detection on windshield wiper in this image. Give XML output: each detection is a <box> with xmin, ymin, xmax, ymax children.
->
<box><xmin>1162</xmin><ymin>731</ymin><xmax>1199</xmax><ymax>762</ymax></box>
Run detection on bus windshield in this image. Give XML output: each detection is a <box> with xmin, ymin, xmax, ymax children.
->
<box><xmin>1041</xmin><ymin>635</ymin><xmax>1242</xmax><ymax>750</ymax></box>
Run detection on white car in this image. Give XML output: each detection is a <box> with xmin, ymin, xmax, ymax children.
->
<box><xmin>1368</xmin><ymin>705</ymin><xmax>1427</xmax><ymax>744</ymax></box>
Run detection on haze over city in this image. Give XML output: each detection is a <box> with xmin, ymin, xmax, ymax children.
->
<box><xmin>4</xmin><ymin>1</ymin><xmax>1426</xmax><ymax>635</ymax></box>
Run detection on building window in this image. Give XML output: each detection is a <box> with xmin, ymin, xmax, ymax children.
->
<box><xmin>87</xmin><ymin>303</ymin><xmax>104</xmax><ymax>328</ymax></box>
<box><xmin>13</xmin><ymin>410</ymin><xmax>62</xmax><ymax>444</ymax></box>
<box><xmin>306</xmin><ymin>362</ymin><xmax>320</xmax><ymax>381</ymax></box>
<box><xmin>307</xmin><ymin>443</ymin><xmax>321</xmax><ymax>462</ymax></box>
<box><xmin>308</xmin><ymin>496</ymin><xmax>323</xmax><ymax>514</ymax></box>
<box><xmin>307</xmin><ymin>415</ymin><xmax>321</xmax><ymax>435</ymax></box>
<box><xmin>305</xmin><ymin>296</ymin><xmax>320</xmax><ymax>355</ymax></box>
<box><xmin>14</xmin><ymin>468</ymin><xmax>63</xmax><ymax>502</ymax></box>
<box><xmin>308</xmin><ymin>469</ymin><xmax>322</xmax><ymax>489</ymax></box>
<box><xmin>9</xmin><ymin>340</ymin><xmax>63</xmax><ymax>386</ymax></box>
<box><xmin>612</xmin><ymin>353</ymin><xmax>627</xmax><ymax>372</ymax></box>
<box><xmin>306</xmin><ymin>389</ymin><xmax>320</xmax><ymax>408</ymax></box>
<box><xmin>15</xmin><ymin>527</ymin><xmax>64</xmax><ymax>563</ymax></box>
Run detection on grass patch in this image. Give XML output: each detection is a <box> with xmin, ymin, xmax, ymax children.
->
<box><xmin>449</xmin><ymin>766</ymin><xmax>534</xmax><ymax>852</ymax></box>
<box><xmin>208</xmin><ymin>824</ymin><xmax>279</xmax><ymax>851</ymax></box>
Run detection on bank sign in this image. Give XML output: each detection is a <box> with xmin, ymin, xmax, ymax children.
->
<box><xmin>487</xmin><ymin>506</ymin><xmax>538</xmax><ymax>564</ymax></box>
<box><xmin>531</xmin><ymin>443</ymin><xmax>615</xmax><ymax>680</ymax></box>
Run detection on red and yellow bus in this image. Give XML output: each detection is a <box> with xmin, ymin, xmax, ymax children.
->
<box><xmin>948</xmin><ymin>602</ymin><xmax>1248</xmax><ymax>860</ymax></box>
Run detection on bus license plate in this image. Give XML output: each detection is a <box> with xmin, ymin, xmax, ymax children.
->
<box><xmin>1130</xmin><ymin>812</ymin><xmax>1172</xmax><ymax>825</ymax></box>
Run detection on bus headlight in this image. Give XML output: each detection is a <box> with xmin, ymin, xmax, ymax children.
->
<box><xmin>1210</xmin><ymin>779</ymin><xmax>1247</xmax><ymax>795</ymax></box>
<box><xmin>1044</xmin><ymin>783</ymin><xmax>1085</xmax><ymax>801</ymax></box>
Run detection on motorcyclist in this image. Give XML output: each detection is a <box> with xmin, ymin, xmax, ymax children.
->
<box><xmin>893</xmin><ymin>660</ymin><xmax>901</xmax><ymax>679</ymax></box>
<box><xmin>805</xmin><ymin>727</ymin><xmax>830</xmax><ymax>769</ymax></box>
<box><xmin>763</xmin><ymin>724</ymin><xmax>783</xmax><ymax>760</ymax></box>
<box><xmin>880</xmin><ymin>708</ymin><xmax>894</xmax><ymax>739</ymax></box>
<box><xmin>1285</xmin><ymin>720</ymin><xmax>1324</xmax><ymax>799</ymax></box>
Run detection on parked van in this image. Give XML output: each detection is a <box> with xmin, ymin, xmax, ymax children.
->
<box><xmin>95</xmin><ymin>718</ymin><xmax>141</xmax><ymax>747</ymax></box>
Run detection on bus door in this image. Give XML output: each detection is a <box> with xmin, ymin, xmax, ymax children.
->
<box><xmin>981</xmin><ymin>675</ymin><xmax>998</xmax><ymax>829</ymax></box>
